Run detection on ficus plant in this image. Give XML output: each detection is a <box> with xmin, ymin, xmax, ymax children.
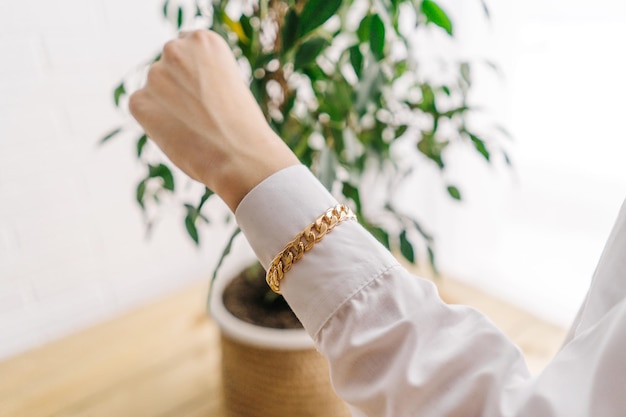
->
<box><xmin>102</xmin><ymin>0</ymin><xmax>509</xmax><ymax>285</ymax></box>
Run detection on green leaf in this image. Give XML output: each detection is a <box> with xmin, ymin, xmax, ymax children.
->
<box><xmin>281</xmin><ymin>9</ymin><xmax>299</xmax><ymax>52</ymax></box>
<box><xmin>136</xmin><ymin>180</ymin><xmax>147</xmax><ymax>209</ymax></box>
<box><xmin>198</xmin><ymin>187</ymin><xmax>214</xmax><ymax>211</ymax></box>
<box><xmin>249</xmin><ymin>78</ymin><xmax>264</xmax><ymax>105</ymax></box>
<box><xmin>469</xmin><ymin>133</ymin><xmax>490</xmax><ymax>162</ymax></box>
<box><xmin>357</xmin><ymin>15</ymin><xmax>372</xmax><ymax>43</ymax></box>
<box><xmin>319</xmin><ymin>78</ymin><xmax>352</xmax><ymax>122</ymax></box>
<box><xmin>148</xmin><ymin>163</ymin><xmax>175</xmax><ymax>191</ymax></box>
<box><xmin>370</xmin><ymin>14</ymin><xmax>385</xmax><ymax>61</ymax></box>
<box><xmin>99</xmin><ymin>127</ymin><xmax>122</xmax><ymax>144</ymax></box>
<box><xmin>460</xmin><ymin>62</ymin><xmax>471</xmax><ymax>85</ymax></box>
<box><xmin>342</xmin><ymin>182</ymin><xmax>361</xmax><ymax>213</ymax></box>
<box><xmin>503</xmin><ymin>151</ymin><xmax>513</xmax><ymax>167</ymax></box>
<box><xmin>294</xmin><ymin>37</ymin><xmax>329</xmax><ymax>70</ymax></box>
<box><xmin>484</xmin><ymin>59</ymin><xmax>501</xmax><ymax>76</ymax></box>
<box><xmin>396</xmin><ymin>125</ymin><xmax>409</xmax><ymax>137</ymax></box>
<box><xmin>417</xmin><ymin>132</ymin><xmax>447</xmax><ymax>169</ymax></box>
<box><xmin>421</xmin><ymin>0</ymin><xmax>453</xmax><ymax>36</ymax></box>
<box><xmin>427</xmin><ymin>245</ymin><xmax>439</xmax><ymax>274</ymax></box>
<box><xmin>299</xmin><ymin>0</ymin><xmax>341</xmax><ymax>37</ymax></box>
<box><xmin>355</xmin><ymin>62</ymin><xmax>384</xmax><ymax>116</ymax></box>
<box><xmin>441</xmin><ymin>105</ymin><xmax>469</xmax><ymax>118</ymax></box>
<box><xmin>394</xmin><ymin>60</ymin><xmax>408</xmax><ymax>78</ymax></box>
<box><xmin>162</xmin><ymin>0</ymin><xmax>170</xmax><ymax>18</ymax></box>
<box><xmin>113</xmin><ymin>83</ymin><xmax>125</xmax><ymax>107</ymax></box>
<box><xmin>330</xmin><ymin>79</ymin><xmax>353</xmax><ymax>120</ymax></box>
<box><xmin>184</xmin><ymin>203</ymin><xmax>198</xmax><ymax>218</ymax></box>
<box><xmin>349</xmin><ymin>45</ymin><xmax>363</xmax><ymax>77</ymax></box>
<box><xmin>446</xmin><ymin>185</ymin><xmax>462</xmax><ymax>200</ymax></box>
<box><xmin>495</xmin><ymin>124</ymin><xmax>513</xmax><ymax>140</ymax></box>
<box><xmin>136</xmin><ymin>134</ymin><xmax>148</xmax><ymax>158</ymax></box>
<box><xmin>481</xmin><ymin>0</ymin><xmax>490</xmax><ymax>19</ymax></box>
<box><xmin>411</xmin><ymin>219</ymin><xmax>434</xmax><ymax>242</ymax></box>
<box><xmin>302</xmin><ymin>63</ymin><xmax>325</xmax><ymax>82</ymax></box>
<box><xmin>240</xmin><ymin>14</ymin><xmax>255</xmax><ymax>41</ymax></box>
<box><xmin>282</xmin><ymin>91</ymin><xmax>297</xmax><ymax>115</ymax></box>
<box><xmin>418</xmin><ymin>83</ymin><xmax>436</xmax><ymax>113</ymax></box>
<box><xmin>399</xmin><ymin>230</ymin><xmax>415</xmax><ymax>264</ymax></box>
<box><xmin>318</xmin><ymin>144</ymin><xmax>337</xmax><ymax>191</ymax></box>
<box><xmin>176</xmin><ymin>6</ymin><xmax>183</xmax><ymax>29</ymax></box>
<box><xmin>184</xmin><ymin>214</ymin><xmax>199</xmax><ymax>245</ymax></box>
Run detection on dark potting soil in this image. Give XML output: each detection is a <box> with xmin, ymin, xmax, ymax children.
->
<box><xmin>222</xmin><ymin>265</ymin><xmax>303</xmax><ymax>329</ymax></box>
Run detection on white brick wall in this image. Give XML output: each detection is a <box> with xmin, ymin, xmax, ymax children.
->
<box><xmin>3</xmin><ymin>0</ymin><xmax>626</xmax><ymax>361</ymax></box>
<box><xmin>0</xmin><ymin>0</ymin><xmax>230</xmax><ymax>359</ymax></box>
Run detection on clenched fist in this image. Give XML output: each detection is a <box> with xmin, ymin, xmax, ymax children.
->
<box><xmin>129</xmin><ymin>30</ymin><xmax>298</xmax><ymax>211</ymax></box>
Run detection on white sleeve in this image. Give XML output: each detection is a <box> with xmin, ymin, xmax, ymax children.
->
<box><xmin>236</xmin><ymin>165</ymin><xmax>626</xmax><ymax>417</ymax></box>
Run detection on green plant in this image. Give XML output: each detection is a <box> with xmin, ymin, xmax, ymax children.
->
<box><xmin>102</xmin><ymin>0</ymin><xmax>508</xmax><ymax>279</ymax></box>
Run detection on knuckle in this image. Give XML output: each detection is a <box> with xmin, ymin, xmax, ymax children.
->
<box><xmin>128</xmin><ymin>91</ymin><xmax>143</xmax><ymax>117</ymax></box>
<box><xmin>190</xmin><ymin>30</ymin><xmax>207</xmax><ymax>41</ymax></box>
<box><xmin>191</xmin><ymin>29</ymin><xmax>224</xmax><ymax>50</ymax></box>
<box><xmin>162</xmin><ymin>40</ymin><xmax>181</xmax><ymax>61</ymax></box>
<box><xmin>146</xmin><ymin>62</ymin><xmax>164</xmax><ymax>86</ymax></box>
<box><xmin>205</xmin><ymin>30</ymin><xmax>226</xmax><ymax>48</ymax></box>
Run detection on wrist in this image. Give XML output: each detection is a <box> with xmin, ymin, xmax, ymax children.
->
<box><xmin>206</xmin><ymin>131</ymin><xmax>300</xmax><ymax>212</ymax></box>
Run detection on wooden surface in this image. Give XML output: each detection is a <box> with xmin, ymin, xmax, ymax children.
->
<box><xmin>0</xmin><ymin>278</ymin><xmax>567</xmax><ymax>417</ymax></box>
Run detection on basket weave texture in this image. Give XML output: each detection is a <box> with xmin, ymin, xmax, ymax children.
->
<box><xmin>221</xmin><ymin>334</ymin><xmax>351</xmax><ymax>417</ymax></box>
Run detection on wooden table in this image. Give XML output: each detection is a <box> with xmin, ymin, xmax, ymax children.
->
<box><xmin>0</xmin><ymin>278</ymin><xmax>566</xmax><ymax>417</ymax></box>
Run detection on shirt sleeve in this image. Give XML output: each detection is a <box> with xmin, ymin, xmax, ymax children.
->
<box><xmin>235</xmin><ymin>164</ymin><xmax>626</xmax><ymax>417</ymax></box>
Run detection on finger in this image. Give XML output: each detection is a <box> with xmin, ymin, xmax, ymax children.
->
<box><xmin>128</xmin><ymin>90</ymin><xmax>161</xmax><ymax>140</ymax></box>
<box><xmin>145</xmin><ymin>60</ymin><xmax>165</xmax><ymax>86</ymax></box>
<box><xmin>128</xmin><ymin>89</ymin><xmax>147</xmax><ymax>126</ymax></box>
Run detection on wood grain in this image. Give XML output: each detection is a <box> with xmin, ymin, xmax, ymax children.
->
<box><xmin>0</xmin><ymin>277</ymin><xmax>566</xmax><ymax>417</ymax></box>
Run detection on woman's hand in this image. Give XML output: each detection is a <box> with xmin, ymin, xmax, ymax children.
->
<box><xmin>129</xmin><ymin>30</ymin><xmax>298</xmax><ymax>211</ymax></box>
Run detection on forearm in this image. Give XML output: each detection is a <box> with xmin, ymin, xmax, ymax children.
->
<box><xmin>236</xmin><ymin>166</ymin><xmax>626</xmax><ymax>417</ymax></box>
<box><xmin>235</xmin><ymin>165</ymin><xmax>529</xmax><ymax>416</ymax></box>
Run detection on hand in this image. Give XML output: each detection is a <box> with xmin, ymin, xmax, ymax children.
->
<box><xmin>129</xmin><ymin>30</ymin><xmax>298</xmax><ymax>211</ymax></box>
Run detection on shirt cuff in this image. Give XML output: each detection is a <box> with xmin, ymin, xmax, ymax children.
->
<box><xmin>235</xmin><ymin>164</ymin><xmax>338</xmax><ymax>269</ymax></box>
<box><xmin>235</xmin><ymin>164</ymin><xmax>399</xmax><ymax>337</ymax></box>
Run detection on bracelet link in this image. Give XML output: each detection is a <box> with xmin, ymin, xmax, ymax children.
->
<box><xmin>266</xmin><ymin>204</ymin><xmax>357</xmax><ymax>293</ymax></box>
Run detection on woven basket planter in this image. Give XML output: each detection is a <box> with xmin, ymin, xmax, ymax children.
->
<box><xmin>210</xmin><ymin>272</ymin><xmax>350</xmax><ymax>417</ymax></box>
<box><xmin>210</xmin><ymin>271</ymin><xmax>351</xmax><ymax>417</ymax></box>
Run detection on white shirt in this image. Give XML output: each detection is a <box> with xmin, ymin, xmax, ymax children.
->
<box><xmin>236</xmin><ymin>165</ymin><xmax>626</xmax><ymax>417</ymax></box>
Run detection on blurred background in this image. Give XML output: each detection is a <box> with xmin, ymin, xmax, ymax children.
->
<box><xmin>1</xmin><ymin>0</ymin><xmax>625</xmax><ymax>361</ymax></box>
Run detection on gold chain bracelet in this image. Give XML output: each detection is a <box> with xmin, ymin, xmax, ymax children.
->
<box><xmin>266</xmin><ymin>204</ymin><xmax>357</xmax><ymax>293</ymax></box>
